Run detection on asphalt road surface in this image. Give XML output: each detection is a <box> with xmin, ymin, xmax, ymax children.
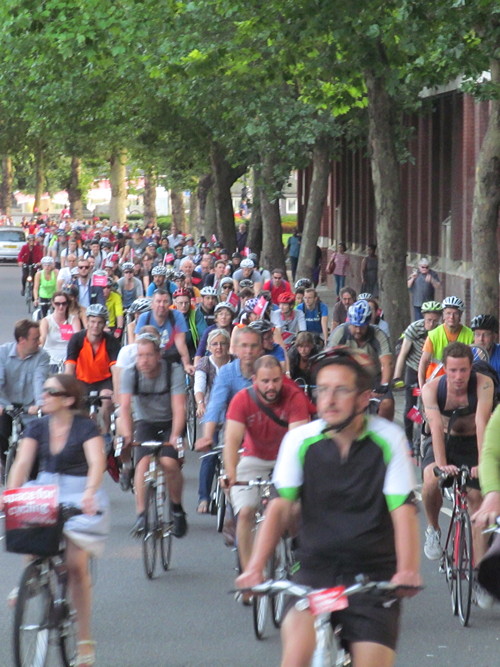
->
<box><xmin>0</xmin><ymin>263</ymin><xmax>499</xmax><ymax>666</ymax></box>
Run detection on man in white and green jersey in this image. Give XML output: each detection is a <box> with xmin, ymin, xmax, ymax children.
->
<box><xmin>237</xmin><ymin>346</ymin><xmax>420</xmax><ymax>667</ymax></box>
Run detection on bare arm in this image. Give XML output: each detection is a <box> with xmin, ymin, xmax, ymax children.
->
<box><xmin>81</xmin><ymin>434</ymin><xmax>106</xmax><ymax>514</ymax></box>
<box><xmin>475</xmin><ymin>374</ymin><xmax>494</xmax><ymax>456</ymax></box>
<box><xmin>223</xmin><ymin>419</ymin><xmax>246</xmax><ymax>486</ymax></box>
<box><xmin>321</xmin><ymin>315</ymin><xmax>328</xmax><ymax>346</ymax></box>
<box><xmin>422</xmin><ymin>379</ymin><xmax>447</xmax><ymax>467</ymax></box>
<box><xmin>418</xmin><ymin>349</ymin><xmax>432</xmax><ymax>388</ymax></box>
<box><xmin>174</xmin><ymin>331</ymin><xmax>194</xmax><ymax>374</ymax></box>
<box><xmin>170</xmin><ymin>392</ymin><xmax>186</xmax><ymax>442</ymax></box>
<box><xmin>6</xmin><ymin>437</ymin><xmax>39</xmax><ymax>488</ymax></box>
<box><xmin>118</xmin><ymin>392</ymin><xmax>134</xmax><ymax>443</ymax></box>
<box><xmin>390</xmin><ymin>503</ymin><xmax>422</xmax><ymax>592</ymax></box>
<box><xmin>394</xmin><ymin>337</ymin><xmax>412</xmax><ymax>380</ymax></box>
<box><xmin>379</xmin><ymin>353</ymin><xmax>394</xmax><ymax>385</ymax></box>
<box><xmin>39</xmin><ymin>317</ymin><xmax>49</xmax><ymax>347</ymax></box>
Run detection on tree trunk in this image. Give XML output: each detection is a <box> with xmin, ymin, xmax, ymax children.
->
<box><xmin>34</xmin><ymin>147</ymin><xmax>45</xmax><ymax>213</ymax></box>
<box><xmin>143</xmin><ymin>172</ymin><xmax>157</xmax><ymax>226</ymax></box>
<box><xmin>204</xmin><ymin>189</ymin><xmax>217</xmax><ymax>239</ymax></box>
<box><xmin>109</xmin><ymin>150</ymin><xmax>127</xmax><ymax>224</ymax></box>
<box><xmin>189</xmin><ymin>187</ymin><xmax>202</xmax><ymax>237</ymax></box>
<box><xmin>247</xmin><ymin>167</ymin><xmax>263</xmax><ymax>257</ymax></box>
<box><xmin>170</xmin><ymin>190</ymin><xmax>186</xmax><ymax>231</ymax></box>
<box><xmin>67</xmin><ymin>156</ymin><xmax>83</xmax><ymax>219</ymax></box>
<box><xmin>296</xmin><ymin>138</ymin><xmax>331</xmax><ymax>281</ymax></box>
<box><xmin>260</xmin><ymin>154</ymin><xmax>286</xmax><ymax>270</ymax></box>
<box><xmin>1</xmin><ymin>155</ymin><xmax>13</xmax><ymax>216</ymax></box>
<box><xmin>197</xmin><ymin>173</ymin><xmax>213</xmax><ymax>229</ymax></box>
<box><xmin>210</xmin><ymin>141</ymin><xmax>246</xmax><ymax>250</ymax></box>
<box><xmin>471</xmin><ymin>58</ymin><xmax>500</xmax><ymax>318</ymax></box>
<box><xmin>365</xmin><ymin>66</ymin><xmax>408</xmax><ymax>344</ymax></box>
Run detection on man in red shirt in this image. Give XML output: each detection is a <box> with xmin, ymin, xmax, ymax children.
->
<box><xmin>262</xmin><ymin>267</ymin><xmax>291</xmax><ymax>305</ymax></box>
<box><xmin>224</xmin><ymin>355</ymin><xmax>310</xmax><ymax>575</ymax></box>
<box><xmin>17</xmin><ymin>234</ymin><xmax>44</xmax><ymax>295</ymax></box>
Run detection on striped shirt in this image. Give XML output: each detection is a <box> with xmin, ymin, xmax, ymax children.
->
<box><xmin>402</xmin><ymin>319</ymin><xmax>427</xmax><ymax>371</ymax></box>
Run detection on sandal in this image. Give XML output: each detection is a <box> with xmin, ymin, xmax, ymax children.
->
<box><xmin>7</xmin><ymin>587</ymin><xmax>18</xmax><ymax>608</ymax></box>
<box><xmin>76</xmin><ymin>640</ymin><xmax>96</xmax><ymax>666</ymax></box>
<box><xmin>197</xmin><ymin>500</ymin><xmax>209</xmax><ymax>514</ymax></box>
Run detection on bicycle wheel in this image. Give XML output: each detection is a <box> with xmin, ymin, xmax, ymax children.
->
<box><xmin>14</xmin><ymin>561</ymin><xmax>52</xmax><ymax>667</ymax></box>
<box><xmin>143</xmin><ymin>482</ymin><xmax>158</xmax><ymax>579</ymax></box>
<box><xmin>271</xmin><ymin>538</ymin><xmax>289</xmax><ymax>628</ymax></box>
<box><xmin>5</xmin><ymin>441</ymin><xmax>18</xmax><ymax>484</ymax></box>
<box><xmin>186</xmin><ymin>390</ymin><xmax>197</xmax><ymax>450</ymax></box>
<box><xmin>441</xmin><ymin>528</ymin><xmax>458</xmax><ymax>616</ymax></box>
<box><xmin>457</xmin><ymin>511</ymin><xmax>473</xmax><ymax>626</ymax></box>
<box><xmin>160</xmin><ymin>502</ymin><xmax>173</xmax><ymax>571</ymax></box>
<box><xmin>252</xmin><ymin>591</ymin><xmax>269</xmax><ymax>640</ymax></box>
<box><xmin>216</xmin><ymin>482</ymin><xmax>226</xmax><ymax>533</ymax></box>
<box><xmin>58</xmin><ymin>595</ymin><xmax>77</xmax><ymax>667</ymax></box>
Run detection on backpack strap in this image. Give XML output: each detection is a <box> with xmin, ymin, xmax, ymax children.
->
<box><xmin>247</xmin><ymin>386</ymin><xmax>288</xmax><ymax>429</ymax></box>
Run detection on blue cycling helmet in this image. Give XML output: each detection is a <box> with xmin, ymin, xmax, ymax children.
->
<box><xmin>347</xmin><ymin>300</ymin><xmax>372</xmax><ymax>326</ymax></box>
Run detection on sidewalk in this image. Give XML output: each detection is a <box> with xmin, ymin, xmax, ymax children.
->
<box><xmin>315</xmin><ymin>284</ymin><xmax>406</xmax><ymax>427</ymax></box>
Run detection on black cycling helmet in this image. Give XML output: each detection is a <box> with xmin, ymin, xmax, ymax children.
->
<box><xmin>248</xmin><ymin>320</ymin><xmax>273</xmax><ymax>334</ymax></box>
<box><xmin>471</xmin><ymin>314</ymin><xmax>499</xmax><ymax>333</ymax></box>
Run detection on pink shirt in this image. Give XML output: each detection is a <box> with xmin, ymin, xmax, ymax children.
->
<box><xmin>332</xmin><ymin>252</ymin><xmax>350</xmax><ymax>276</ymax></box>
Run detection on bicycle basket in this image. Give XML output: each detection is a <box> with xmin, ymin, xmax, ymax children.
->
<box><xmin>4</xmin><ymin>485</ymin><xmax>64</xmax><ymax>556</ymax></box>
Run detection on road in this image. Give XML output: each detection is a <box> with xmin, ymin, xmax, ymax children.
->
<box><xmin>0</xmin><ymin>263</ymin><xmax>499</xmax><ymax>666</ymax></box>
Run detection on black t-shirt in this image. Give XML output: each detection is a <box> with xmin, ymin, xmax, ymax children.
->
<box><xmin>23</xmin><ymin>414</ymin><xmax>100</xmax><ymax>477</ymax></box>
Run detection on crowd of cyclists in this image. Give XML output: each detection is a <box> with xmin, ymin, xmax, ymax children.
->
<box><xmin>1</xmin><ymin>216</ymin><xmax>500</xmax><ymax>666</ymax></box>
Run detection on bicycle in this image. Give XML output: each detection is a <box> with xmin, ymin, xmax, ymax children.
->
<box><xmin>2</xmin><ymin>405</ymin><xmax>27</xmax><ymax>485</ymax></box>
<box><xmin>23</xmin><ymin>263</ymin><xmax>37</xmax><ymax>315</ymax></box>
<box><xmin>435</xmin><ymin>465</ymin><xmax>474</xmax><ymax>626</ymax></box>
<box><xmin>185</xmin><ymin>373</ymin><xmax>197</xmax><ymax>451</ymax></box>
<box><xmin>8</xmin><ymin>505</ymin><xmax>92</xmax><ymax>667</ymax></box>
<box><xmin>233</xmin><ymin>476</ymin><xmax>292</xmax><ymax>639</ymax></box>
<box><xmin>245</xmin><ymin>577</ymin><xmax>421</xmax><ymax>666</ymax></box>
<box><xmin>199</xmin><ymin>445</ymin><xmax>226</xmax><ymax>532</ymax></box>
<box><xmin>139</xmin><ymin>440</ymin><xmax>174</xmax><ymax>579</ymax></box>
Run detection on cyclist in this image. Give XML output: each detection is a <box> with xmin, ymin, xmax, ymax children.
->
<box><xmin>224</xmin><ymin>356</ymin><xmax>310</xmax><ymax>578</ymax></box>
<box><xmin>103</xmin><ymin>279</ymin><xmax>124</xmax><ymax>339</ymax></box>
<box><xmin>119</xmin><ymin>333</ymin><xmax>188</xmax><ymax>537</ymax></box>
<box><xmin>418</xmin><ymin>296</ymin><xmax>473</xmax><ymax>387</ymax></box>
<box><xmin>393</xmin><ymin>300</ymin><xmax>443</xmax><ymax>442</ymax></box>
<box><xmin>233</xmin><ymin>258</ymin><xmax>262</xmax><ymax>295</ymax></box>
<box><xmin>17</xmin><ymin>233</ymin><xmax>43</xmax><ymax>296</ymax></box>
<box><xmin>328</xmin><ymin>300</ymin><xmax>394</xmax><ymax>420</ymax></box>
<box><xmin>470</xmin><ymin>314</ymin><xmax>500</xmax><ymax>376</ymax></box>
<box><xmin>420</xmin><ymin>342</ymin><xmax>493</xmax><ymax>605</ymax></box>
<box><xmin>248</xmin><ymin>320</ymin><xmax>287</xmax><ymax>370</ymax></box>
<box><xmin>331</xmin><ymin>286</ymin><xmax>356</xmax><ymax>330</ymax></box>
<box><xmin>135</xmin><ymin>289</ymin><xmax>194</xmax><ymax>373</ymax></box>
<box><xmin>146</xmin><ymin>264</ymin><xmax>173</xmax><ymax>297</ymax></box>
<box><xmin>196</xmin><ymin>286</ymin><xmax>218</xmax><ymax>328</ymax></box>
<box><xmin>297</xmin><ymin>287</ymin><xmax>329</xmax><ymax>345</ymax></box>
<box><xmin>237</xmin><ymin>346</ymin><xmax>420</xmax><ymax>667</ymax></box>
<box><xmin>3</xmin><ymin>373</ymin><xmax>109</xmax><ymax>666</ymax></box>
<box><xmin>173</xmin><ymin>288</ymin><xmax>205</xmax><ymax>359</ymax></box>
<box><xmin>262</xmin><ymin>268</ymin><xmax>291</xmax><ymax>305</ymax></box>
<box><xmin>0</xmin><ymin>319</ymin><xmax>50</xmax><ymax>468</ymax></box>
<box><xmin>65</xmin><ymin>304</ymin><xmax>120</xmax><ymax>433</ymax></box>
<box><xmin>33</xmin><ymin>255</ymin><xmax>59</xmax><ymax>316</ymax></box>
<box><xmin>270</xmin><ymin>292</ymin><xmax>306</xmax><ymax>345</ymax></box>
<box><xmin>117</xmin><ymin>261</ymin><xmax>144</xmax><ymax>309</ymax></box>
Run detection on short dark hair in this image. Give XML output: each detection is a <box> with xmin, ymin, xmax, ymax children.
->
<box><xmin>14</xmin><ymin>319</ymin><xmax>40</xmax><ymax>342</ymax></box>
<box><xmin>340</xmin><ymin>286</ymin><xmax>356</xmax><ymax>299</ymax></box>
<box><xmin>443</xmin><ymin>342</ymin><xmax>473</xmax><ymax>366</ymax></box>
<box><xmin>153</xmin><ymin>288</ymin><xmax>171</xmax><ymax>301</ymax></box>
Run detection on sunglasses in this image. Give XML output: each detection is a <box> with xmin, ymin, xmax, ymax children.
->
<box><xmin>78</xmin><ymin>266</ymin><xmax>90</xmax><ymax>270</ymax></box>
<box><xmin>53</xmin><ymin>301</ymin><xmax>68</xmax><ymax>307</ymax></box>
<box><xmin>43</xmin><ymin>387</ymin><xmax>68</xmax><ymax>397</ymax></box>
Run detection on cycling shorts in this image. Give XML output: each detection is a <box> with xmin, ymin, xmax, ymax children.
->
<box><xmin>421</xmin><ymin>435</ymin><xmax>479</xmax><ymax>490</ymax></box>
<box><xmin>133</xmin><ymin>421</ymin><xmax>178</xmax><ymax>463</ymax></box>
<box><xmin>284</xmin><ymin>568</ymin><xmax>400</xmax><ymax>651</ymax></box>
<box><xmin>81</xmin><ymin>378</ymin><xmax>113</xmax><ymax>396</ymax></box>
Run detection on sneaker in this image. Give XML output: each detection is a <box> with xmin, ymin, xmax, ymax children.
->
<box><xmin>130</xmin><ymin>513</ymin><xmax>145</xmax><ymax>536</ymax></box>
<box><xmin>475</xmin><ymin>583</ymin><xmax>495</xmax><ymax>610</ymax></box>
<box><xmin>172</xmin><ymin>510</ymin><xmax>188</xmax><ymax>538</ymax></box>
<box><xmin>424</xmin><ymin>526</ymin><xmax>442</xmax><ymax>560</ymax></box>
<box><xmin>119</xmin><ymin>466</ymin><xmax>133</xmax><ymax>492</ymax></box>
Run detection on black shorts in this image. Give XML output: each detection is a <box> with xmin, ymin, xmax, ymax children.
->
<box><xmin>285</xmin><ymin>568</ymin><xmax>400</xmax><ymax>651</ymax></box>
<box><xmin>133</xmin><ymin>421</ymin><xmax>177</xmax><ymax>463</ymax></box>
<box><xmin>81</xmin><ymin>378</ymin><xmax>113</xmax><ymax>395</ymax></box>
<box><xmin>421</xmin><ymin>435</ymin><xmax>479</xmax><ymax>490</ymax></box>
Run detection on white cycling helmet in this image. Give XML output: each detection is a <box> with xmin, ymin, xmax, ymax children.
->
<box><xmin>41</xmin><ymin>256</ymin><xmax>54</xmax><ymax>265</ymax></box>
<box><xmin>200</xmin><ymin>286</ymin><xmax>218</xmax><ymax>296</ymax></box>
<box><xmin>240</xmin><ymin>259</ymin><xmax>254</xmax><ymax>269</ymax></box>
<box><xmin>442</xmin><ymin>296</ymin><xmax>464</xmax><ymax>312</ymax></box>
<box><xmin>121</xmin><ymin>262</ymin><xmax>134</xmax><ymax>271</ymax></box>
<box><xmin>347</xmin><ymin>300</ymin><xmax>372</xmax><ymax>326</ymax></box>
<box><xmin>152</xmin><ymin>265</ymin><xmax>167</xmax><ymax>276</ymax></box>
<box><xmin>86</xmin><ymin>304</ymin><xmax>108</xmax><ymax>320</ymax></box>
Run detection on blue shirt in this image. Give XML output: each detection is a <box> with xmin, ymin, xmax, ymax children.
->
<box><xmin>203</xmin><ymin>359</ymin><xmax>252</xmax><ymax>424</ymax></box>
<box><xmin>268</xmin><ymin>342</ymin><xmax>285</xmax><ymax>362</ymax></box>
<box><xmin>146</xmin><ymin>281</ymin><xmax>176</xmax><ymax>297</ymax></box>
<box><xmin>298</xmin><ymin>302</ymin><xmax>328</xmax><ymax>334</ymax></box>
<box><xmin>136</xmin><ymin>309</ymin><xmax>187</xmax><ymax>350</ymax></box>
<box><xmin>489</xmin><ymin>344</ymin><xmax>500</xmax><ymax>377</ymax></box>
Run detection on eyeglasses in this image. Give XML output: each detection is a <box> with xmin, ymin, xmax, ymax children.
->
<box><xmin>124</xmin><ymin>270</ymin><xmax>133</xmax><ymax>273</ymax></box>
<box><xmin>210</xmin><ymin>341</ymin><xmax>229</xmax><ymax>347</ymax></box>
<box><xmin>313</xmin><ymin>385</ymin><xmax>357</xmax><ymax>400</ymax></box>
<box><xmin>53</xmin><ymin>301</ymin><xmax>68</xmax><ymax>307</ymax></box>
<box><xmin>43</xmin><ymin>387</ymin><xmax>68</xmax><ymax>397</ymax></box>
